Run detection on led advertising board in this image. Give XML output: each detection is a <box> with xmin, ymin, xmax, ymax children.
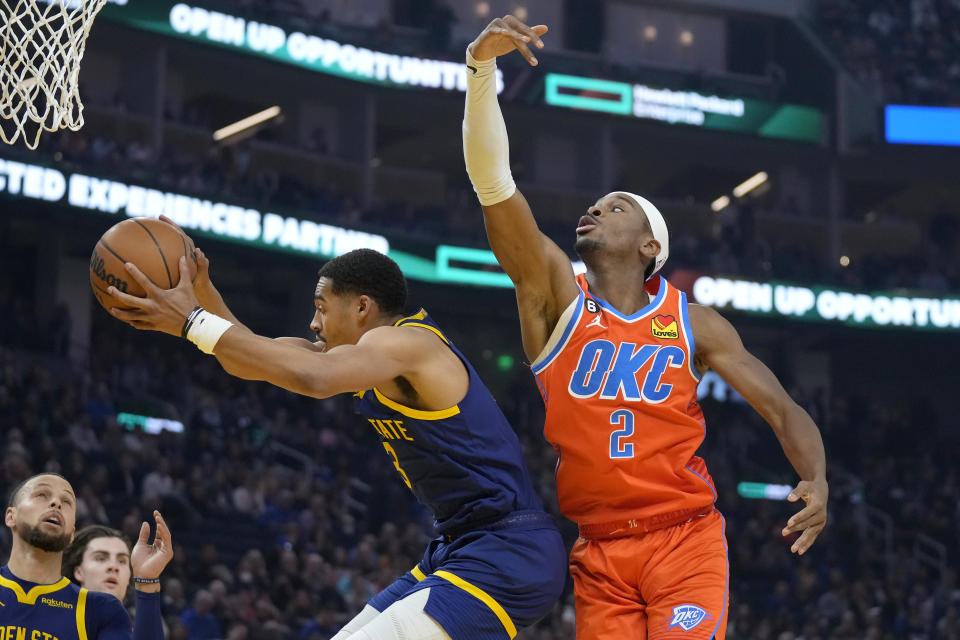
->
<box><xmin>100</xmin><ymin>1</ymin><xmax>503</xmax><ymax>94</ymax></box>
<box><xmin>885</xmin><ymin>105</ymin><xmax>960</xmax><ymax>147</ymax></box>
<box><xmin>545</xmin><ymin>73</ymin><xmax>824</xmax><ymax>143</ymax></box>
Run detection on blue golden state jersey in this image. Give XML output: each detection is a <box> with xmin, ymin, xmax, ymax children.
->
<box><xmin>0</xmin><ymin>565</ymin><xmax>132</xmax><ymax>640</ymax></box>
<box><xmin>354</xmin><ymin>309</ymin><xmax>544</xmax><ymax>535</ymax></box>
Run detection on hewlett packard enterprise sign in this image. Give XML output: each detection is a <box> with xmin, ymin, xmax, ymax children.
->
<box><xmin>101</xmin><ymin>2</ymin><xmax>503</xmax><ymax>94</ymax></box>
<box><xmin>545</xmin><ymin>73</ymin><xmax>823</xmax><ymax>143</ymax></box>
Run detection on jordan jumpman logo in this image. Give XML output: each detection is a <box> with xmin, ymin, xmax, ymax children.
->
<box><xmin>586</xmin><ymin>315</ymin><xmax>606</xmax><ymax>329</ymax></box>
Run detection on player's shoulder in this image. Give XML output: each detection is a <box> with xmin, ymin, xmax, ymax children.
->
<box><xmin>85</xmin><ymin>587</ymin><xmax>128</xmax><ymax>612</ymax></box>
<box><xmin>359</xmin><ymin>322</ymin><xmax>446</xmax><ymax>359</ymax></box>
<box><xmin>687</xmin><ymin>302</ymin><xmax>721</xmax><ymax>323</ymax></box>
<box><xmin>687</xmin><ymin>303</ymin><xmax>743</xmax><ymax>352</ymax></box>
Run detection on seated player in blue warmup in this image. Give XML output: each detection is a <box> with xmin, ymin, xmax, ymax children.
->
<box><xmin>2</xmin><ymin>473</ymin><xmax>173</xmax><ymax>640</ymax></box>
<box><xmin>63</xmin><ymin>516</ymin><xmax>174</xmax><ymax>628</ymax></box>
<box><xmin>106</xmin><ymin>237</ymin><xmax>567</xmax><ymax>640</ymax></box>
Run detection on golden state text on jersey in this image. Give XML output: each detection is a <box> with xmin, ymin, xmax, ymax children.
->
<box><xmin>531</xmin><ymin>275</ymin><xmax>717</xmax><ymax>528</ymax></box>
<box><xmin>353</xmin><ymin>309</ymin><xmax>544</xmax><ymax>536</ymax></box>
<box><xmin>0</xmin><ymin>567</ymin><xmax>131</xmax><ymax>640</ymax></box>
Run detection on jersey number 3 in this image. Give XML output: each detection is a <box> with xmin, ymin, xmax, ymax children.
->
<box><xmin>609</xmin><ymin>409</ymin><xmax>635</xmax><ymax>458</ymax></box>
<box><xmin>383</xmin><ymin>442</ymin><xmax>412</xmax><ymax>488</ymax></box>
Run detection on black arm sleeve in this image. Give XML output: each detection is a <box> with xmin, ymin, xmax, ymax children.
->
<box><xmin>132</xmin><ymin>591</ymin><xmax>163</xmax><ymax>640</ymax></box>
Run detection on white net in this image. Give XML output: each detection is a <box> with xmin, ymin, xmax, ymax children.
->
<box><xmin>0</xmin><ymin>0</ymin><xmax>107</xmax><ymax>149</ymax></box>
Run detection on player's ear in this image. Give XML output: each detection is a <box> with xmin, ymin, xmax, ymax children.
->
<box><xmin>4</xmin><ymin>507</ymin><xmax>14</xmax><ymax>528</ymax></box>
<box><xmin>640</xmin><ymin>237</ymin><xmax>660</xmax><ymax>260</ymax></box>
<box><xmin>74</xmin><ymin>565</ymin><xmax>84</xmax><ymax>582</ymax></box>
<box><xmin>357</xmin><ymin>295</ymin><xmax>373</xmax><ymax>316</ymax></box>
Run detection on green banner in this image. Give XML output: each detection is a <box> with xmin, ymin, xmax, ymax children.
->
<box><xmin>99</xmin><ymin>1</ymin><xmax>502</xmax><ymax>93</ymax></box>
<box><xmin>545</xmin><ymin>73</ymin><xmax>823</xmax><ymax>143</ymax></box>
<box><xmin>691</xmin><ymin>275</ymin><xmax>960</xmax><ymax>331</ymax></box>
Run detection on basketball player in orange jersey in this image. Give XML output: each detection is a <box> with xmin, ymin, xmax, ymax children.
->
<box><xmin>463</xmin><ymin>15</ymin><xmax>828</xmax><ymax>640</ymax></box>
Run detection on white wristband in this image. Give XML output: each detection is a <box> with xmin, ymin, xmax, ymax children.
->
<box><xmin>185</xmin><ymin>310</ymin><xmax>233</xmax><ymax>354</ymax></box>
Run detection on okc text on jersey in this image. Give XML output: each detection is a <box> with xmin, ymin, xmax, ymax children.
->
<box><xmin>568</xmin><ymin>341</ymin><xmax>686</xmax><ymax>403</ymax></box>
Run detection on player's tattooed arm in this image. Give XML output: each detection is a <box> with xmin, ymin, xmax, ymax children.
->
<box><xmin>689</xmin><ymin>303</ymin><xmax>828</xmax><ymax>555</ymax></box>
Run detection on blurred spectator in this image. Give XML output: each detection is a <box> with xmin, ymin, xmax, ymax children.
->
<box><xmin>816</xmin><ymin>0</ymin><xmax>960</xmax><ymax>106</ymax></box>
<box><xmin>181</xmin><ymin>590</ymin><xmax>222</xmax><ymax>640</ymax></box>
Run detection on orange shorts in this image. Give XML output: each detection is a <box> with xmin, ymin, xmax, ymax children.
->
<box><xmin>570</xmin><ymin>509</ymin><xmax>728</xmax><ymax>640</ymax></box>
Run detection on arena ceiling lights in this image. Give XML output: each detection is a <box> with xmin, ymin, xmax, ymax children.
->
<box><xmin>732</xmin><ymin>171</ymin><xmax>768</xmax><ymax>198</ymax></box>
<box><xmin>711</xmin><ymin>172</ymin><xmax>767</xmax><ymax>212</ymax></box>
<box><xmin>212</xmin><ymin>106</ymin><xmax>282</xmax><ymax>143</ymax></box>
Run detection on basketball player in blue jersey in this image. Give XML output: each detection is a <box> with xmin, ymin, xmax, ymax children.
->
<box><xmin>2</xmin><ymin>473</ymin><xmax>172</xmax><ymax>640</ymax></box>
<box><xmin>106</xmin><ymin>243</ymin><xmax>566</xmax><ymax>640</ymax></box>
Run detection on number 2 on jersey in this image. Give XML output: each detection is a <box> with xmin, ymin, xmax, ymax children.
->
<box><xmin>609</xmin><ymin>409</ymin><xmax>635</xmax><ymax>458</ymax></box>
<box><xmin>382</xmin><ymin>442</ymin><xmax>412</xmax><ymax>488</ymax></box>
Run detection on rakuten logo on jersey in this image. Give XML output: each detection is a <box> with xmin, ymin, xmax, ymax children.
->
<box><xmin>567</xmin><ymin>341</ymin><xmax>685</xmax><ymax>403</ymax></box>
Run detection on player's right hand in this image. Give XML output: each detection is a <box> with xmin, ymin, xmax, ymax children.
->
<box><xmin>158</xmin><ymin>214</ymin><xmax>215</xmax><ymax>298</ymax></box>
<box><xmin>468</xmin><ymin>16</ymin><xmax>548</xmax><ymax>66</ymax></box>
<box><xmin>131</xmin><ymin>510</ymin><xmax>174</xmax><ymax>586</ymax></box>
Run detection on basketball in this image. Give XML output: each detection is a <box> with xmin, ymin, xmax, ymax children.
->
<box><xmin>89</xmin><ymin>217</ymin><xmax>198</xmax><ymax>312</ymax></box>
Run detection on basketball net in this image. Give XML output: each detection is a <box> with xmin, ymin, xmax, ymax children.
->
<box><xmin>0</xmin><ymin>0</ymin><xmax>107</xmax><ymax>150</ymax></box>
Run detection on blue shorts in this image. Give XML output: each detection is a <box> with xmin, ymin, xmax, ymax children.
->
<box><xmin>368</xmin><ymin>511</ymin><xmax>566</xmax><ymax>640</ymax></box>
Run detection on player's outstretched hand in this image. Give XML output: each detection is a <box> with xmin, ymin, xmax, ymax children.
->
<box><xmin>108</xmin><ymin>255</ymin><xmax>199</xmax><ymax>336</ymax></box>
<box><xmin>468</xmin><ymin>15</ymin><xmax>548</xmax><ymax>66</ymax></box>
<box><xmin>131</xmin><ymin>510</ymin><xmax>174</xmax><ymax>589</ymax></box>
<box><xmin>781</xmin><ymin>478</ymin><xmax>828</xmax><ymax>555</ymax></box>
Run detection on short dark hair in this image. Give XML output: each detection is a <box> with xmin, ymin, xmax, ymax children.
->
<box><xmin>62</xmin><ymin>525</ymin><xmax>133</xmax><ymax>587</ymax></box>
<box><xmin>7</xmin><ymin>473</ymin><xmax>70</xmax><ymax>508</ymax></box>
<box><xmin>317</xmin><ymin>249</ymin><xmax>407</xmax><ymax>315</ymax></box>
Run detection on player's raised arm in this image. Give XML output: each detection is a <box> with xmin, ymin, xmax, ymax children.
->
<box><xmin>464</xmin><ymin>16</ymin><xmax>579</xmax><ymax>360</ymax></box>
<box><xmin>689</xmin><ymin>304</ymin><xmax>828</xmax><ymax>555</ymax></box>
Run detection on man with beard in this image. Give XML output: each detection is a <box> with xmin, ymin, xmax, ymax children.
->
<box><xmin>2</xmin><ymin>473</ymin><xmax>171</xmax><ymax>640</ymax></box>
<box><xmin>462</xmin><ymin>15</ymin><xmax>829</xmax><ymax>640</ymax></box>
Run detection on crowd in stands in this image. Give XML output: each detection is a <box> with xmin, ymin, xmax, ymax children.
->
<box><xmin>1</xmin><ymin>280</ymin><xmax>958</xmax><ymax>638</ymax></box>
<box><xmin>669</xmin><ymin>203</ymin><xmax>960</xmax><ymax>293</ymax></box>
<box><xmin>816</xmin><ymin>0</ymin><xmax>960</xmax><ymax>106</ymax></box>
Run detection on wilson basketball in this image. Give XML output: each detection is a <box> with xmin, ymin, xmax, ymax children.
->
<box><xmin>89</xmin><ymin>217</ymin><xmax>198</xmax><ymax>312</ymax></box>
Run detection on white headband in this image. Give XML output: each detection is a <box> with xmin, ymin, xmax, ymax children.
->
<box><xmin>618</xmin><ymin>191</ymin><xmax>669</xmax><ymax>279</ymax></box>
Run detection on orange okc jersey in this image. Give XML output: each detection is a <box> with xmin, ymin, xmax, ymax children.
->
<box><xmin>532</xmin><ymin>274</ymin><xmax>716</xmax><ymax>530</ymax></box>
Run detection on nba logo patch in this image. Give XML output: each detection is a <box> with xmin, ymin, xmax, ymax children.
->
<box><xmin>652</xmin><ymin>314</ymin><xmax>678</xmax><ymax>339</ymax></box>
<box><xmin>667</xmin><ymin>604</ymin><xmax>709</xmax><ymax>631</ymax></box>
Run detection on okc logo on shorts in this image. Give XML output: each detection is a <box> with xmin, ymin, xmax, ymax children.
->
<box><xmin>667</xmin><ymin>604</ymin><xmax>709</xmax><ymax>631</ymax></box>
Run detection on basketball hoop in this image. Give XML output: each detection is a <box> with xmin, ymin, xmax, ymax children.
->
<box><xmin>0</xmin><ymin>0</ymin><xmax>107</xmax><ymax>149</ymax></box>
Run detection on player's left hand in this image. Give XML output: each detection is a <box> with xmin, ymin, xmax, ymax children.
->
<box><xmin>108</xmin><ymin>256</ymin><xmax>199</xmax><ymax>336</ymax></box>
<box><xmin>131</xmin><ymin>510</ymin><xmax>174</xmax><ymax>584</ymax></box>
<box><xmin>781</xmin><ymin>477</ymin><xmax>828</xmax><ymax>555</ymax></box>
